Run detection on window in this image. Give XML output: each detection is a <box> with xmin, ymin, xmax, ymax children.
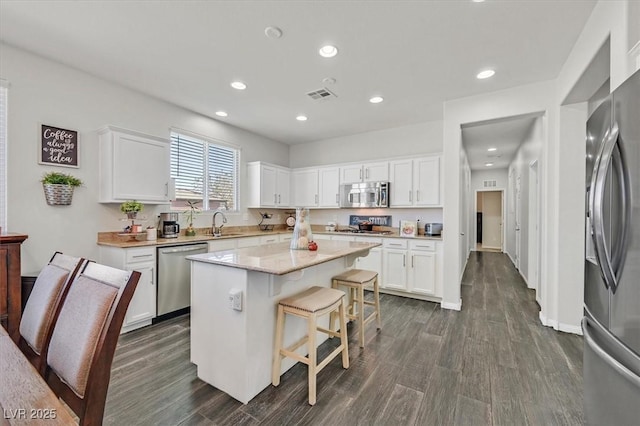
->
<box><xmin>170</xmin><ymin>131</ymin><xmax>239</xmax><ymax>211</ymax></box>
<box><xmin>0</xmin><ymin>80</ymin><xmax>7</xmax><ymax>230</ymax></box>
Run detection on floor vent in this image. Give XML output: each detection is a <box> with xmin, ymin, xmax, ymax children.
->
<box><xmin>306</xmin><ymin>87</ymin><xmax>337</xmax><ymax>101</ymax></box>
<box><xmin>483</xmin><ymin>180</ymin><xmax>497</xmax><ymax>188</ymax></box>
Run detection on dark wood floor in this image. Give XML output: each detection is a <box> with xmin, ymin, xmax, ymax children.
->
<box><xmin>104</xmin><ymin>252</ymin><xmax>583</xmax><ymax>425</ymax></box>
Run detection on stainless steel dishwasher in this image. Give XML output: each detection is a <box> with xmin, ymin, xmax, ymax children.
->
<box><xmin>157</xmin><ymin>243</ymin><xmax>208</xmax><ymax>317</ymax></box>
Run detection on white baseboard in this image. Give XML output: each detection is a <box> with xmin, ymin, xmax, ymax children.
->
<box><xmin>441</xmin><ymin>299</ymin><xmax>462</xmax><ymax>311</ymax></box>
<box><xmin>538</xmin><ymin>311</ymin><xmax>583</xmax><ymax>335</ymax></box>
<box><xmin>518</xmin><ymin>268</ymin><xmax>531</xmax><ymax>288</ymax></box>
<box><xmin>482</xmin><ymin>245</ymin><xmax>501</xmax><ymax>250</ymax></box>
<box><xmin>507</xmin><ymin>251</ymin><xmax>516</xmax><ymax>266</ymax></box>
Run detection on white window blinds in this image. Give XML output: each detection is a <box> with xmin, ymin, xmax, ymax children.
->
<box><xmin>0</xmin><ymin>81</ymin><xmax>7</xmax><ymax>231</ymax></box>
<box><xmin>170</xmin><ymin>132</ymin><xmax>239</xmax><ymax>211</ymax></box>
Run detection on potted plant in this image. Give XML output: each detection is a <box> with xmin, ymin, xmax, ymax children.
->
<box><xmin>41</xmin><ymin>171</ymin><xmax>83</xmax><ymax>206</ymax></box>
<box><xmin>120</xmin><ymin>200</ymin><xmax>144</xmax><ymax>219</ymax></box>
<box><xmin>183</xmin><ymin>200</ymin><xmax>200</xmax><ymax>236</ymax></box>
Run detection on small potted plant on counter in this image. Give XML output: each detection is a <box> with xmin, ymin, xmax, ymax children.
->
<box><xmin>41</xmin><ymin>171</ymin><xmax>83</xmax><ymax>206</ymax></box>
<box><xmin>120</xmin><ymin>200</ymin><xmax>144</xmax><ymax>219</ymax></box>
<box><xmin>183</xmin><ymin>200</ymin><xmax>200</xmax><ymax>236</ymax></box>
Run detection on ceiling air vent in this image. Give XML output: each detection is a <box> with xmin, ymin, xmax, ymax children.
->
<box><xmin>306</xmin><ymin>87</ymin><xmax>337</xmax><ymax>101</ymax></box>
<box><xmin>483</xmin><ymin>180</ymin><xmax>497</xmax><ymax>188</ymax></box>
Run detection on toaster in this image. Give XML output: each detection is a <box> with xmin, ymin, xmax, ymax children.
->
<box><xmin>425</xmin><ymin>223</ymin><xmax>443</xmax><ymax>236</ymax></box>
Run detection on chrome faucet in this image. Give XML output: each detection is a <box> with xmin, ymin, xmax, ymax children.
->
<box><xmin>212</xmin><ymin>211</ymin><xmax>227</xmax><ymax>237</ymax></box>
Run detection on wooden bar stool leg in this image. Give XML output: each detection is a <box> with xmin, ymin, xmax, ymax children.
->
<box><xmin>339</xmin><ymin>300</ymin><xmax>349</xmax><ymax>369</ymax></box>
<box><xmin>307</xmin><ymin>313</ymin><xmax>317</xmax><ymax>406</ymax></box>
<box><xmin>329</xmin><ymin>280</ymin><xmax>337</xmax><ymax>337</ymax></box>
<box><xmin>374</xmin><ymin>277</ymin><xmax>382</xmax><ymax>330</ymax></box>
<box><xmin>358</xmin><ymin>285</ymin><xmax>365</xmax><ymax>347</ymax></box>
<box><xmin>272</xmin><ymin>305</ymin><xmax>285</xmax><ymax>386</ymax></box>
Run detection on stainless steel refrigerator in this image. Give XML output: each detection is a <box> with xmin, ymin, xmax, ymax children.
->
<box><xmin>584</xmin><ymin>69</ymin><xmax>640</xmax><ymax>425</ymax></box>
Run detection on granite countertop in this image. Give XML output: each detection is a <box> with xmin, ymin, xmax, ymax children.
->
<box><xmin>97</xmin><ymin>227</ymin><xmax>442</xmax><ymax>248</ymax></box>
<box><xmin>187</xmin><ymin>240</ymin><xmax>381</xmax><ymax>275</ymax></box>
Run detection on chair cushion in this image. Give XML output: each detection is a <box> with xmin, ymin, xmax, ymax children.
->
<box><xmin>332</xmin><ymin>269</ymin><xmax>378</xmax><ymax>285</ymax></box>
<box><xmin>47</xmin><ymin>275</ymin><xmax>118</xmax><ymax>397</ymax></box>
<box><xmin>279</xmin><ymin>286</ymin><xmax>345</xmax><ymax>313</ymax></box>
<box><xmin>19</xmin><ymin>264</ymin><xmax>70</xmax><ymax>353</ymax></box>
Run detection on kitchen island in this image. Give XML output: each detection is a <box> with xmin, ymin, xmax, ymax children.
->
<box><xmin>187</xmin><ymin>240</ymin><xmax>380</xmax><ymax>404</ymax></box>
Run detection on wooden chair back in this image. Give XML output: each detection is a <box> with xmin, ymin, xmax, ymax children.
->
<box><xmin>45</xmin><ymin>261</ymin><xmax>140</xmax><ymax>426</ymax></box>
<box><xmin>18</xmin><ymin>251</ymin><xmax>85</xmax><ymax>375</ymax></box>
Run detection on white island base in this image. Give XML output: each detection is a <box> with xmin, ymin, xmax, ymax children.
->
<box><xmin>189</xmin><ymin>241</ymin><xmax>377</xmax><ymax>404</ymax></box>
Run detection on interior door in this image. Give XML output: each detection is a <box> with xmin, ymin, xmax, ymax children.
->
<box><xmin>515</xmin><ymin>176</ymin><xmax>521</xmax><ymax>267</ymax></box>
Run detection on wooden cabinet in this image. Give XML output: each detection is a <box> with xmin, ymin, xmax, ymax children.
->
<box><xmin>247</xmin><ymin>162</ymin><xmax>291</xmax><ymax>208</ymax></box>
<box><xmin>99</xmin><ymin>246</ymin><xmax>156</xmax><ymax>333</ymax></box>
<box><xmin>390</xmin><ymin>156</ymin><xmax>441</xmax><ymax>207</ymax></box>
<box><xmin>292</xmin><ymin>168</ymin><xmax>319</xmax><ymax>207</ymax></box>
<box><xmin>318</xmin><ymin>166</ymin><xmax>341</xmax><ymax>208</ymax></box>
<box><xmin>340</xmin><ymin>161</ymin><xmax>389</xmax><ymax>183</ymax></box>
<box><xmin>0</xmin><ymin>233</ymin><xmax>28</xmax><ymax>342</ymax></box>
<box><xmin>98</xmin><ymin>125</ymin><xmax>171</xmax><ymax>203</ymax></box>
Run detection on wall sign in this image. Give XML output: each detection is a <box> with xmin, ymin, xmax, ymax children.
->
<box><xmin>39</xmin><ymin>124</ymin><xmax>79</xmax><ymax>168</ymax></box>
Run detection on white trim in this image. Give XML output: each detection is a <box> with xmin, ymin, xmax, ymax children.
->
<box><xmin>558</xmin><ymin>323</ymin><xmax>583</xmax><ymax>335</ymax></box>
<box><xmin>518</xmin><ymin>268</ymin><xmax>530</xmax><ymax>288</ymax></box>
<box><xmin>0</xmin><ymin>81</ymin><xmax>7</xmax><ymax>231</ymax></box>
<box><xmin>480</xmin><ymin>245</ymin><xmax>501</xmax><ymax>250</ymax></box>
<box><xmin>441</xmin><ymin>299</ymin><xmax>462</xmax><ymax>311</ymax></box>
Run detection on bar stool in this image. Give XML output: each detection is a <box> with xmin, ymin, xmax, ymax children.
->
<box><xmin>272</xmin><ymin>286</ymin><xmax>349</xmax><ymax>406</ymax></box>
<box><xmin>331</xmin><ymin>269</ymin><xmax>381</xmax><ymax>348</ymax></box>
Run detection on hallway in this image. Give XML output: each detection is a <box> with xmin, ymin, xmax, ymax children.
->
<box><xmin>104</xmin><ymin>252</ymin><xmax>583</xmax><ymax>425</ymax></box>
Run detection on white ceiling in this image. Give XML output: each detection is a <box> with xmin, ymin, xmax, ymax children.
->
<box><xmin>0</xmin><ymin>0</ymin><xmax>595</xmax><ymax>147</ymax></box>
<box><xmin>462</xmin><ymin>113</ymin><xmax>541</xmax><ymax>171</ymax></box>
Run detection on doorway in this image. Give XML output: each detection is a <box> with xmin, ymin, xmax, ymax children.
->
<box><xmin>529</xmin><ymin>160</ymin><xmax>541</xmax><ymax>300</ymax></box>
<box><xmin>475</xmin><ymin>190</ymin><xmax>504</xmax><ymax>252</ymax></box>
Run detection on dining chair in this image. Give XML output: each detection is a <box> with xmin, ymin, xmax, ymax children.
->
<box><xmin>18</xmin><ymin>252</ymin><xmax>85</xmax><ymax>375</ymax></box>
<box><xmin>45</xmin><ymin>261</ymin><xmax>140</xmax><ymax>426</ymax></box>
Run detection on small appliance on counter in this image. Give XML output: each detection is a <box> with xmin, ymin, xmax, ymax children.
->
<box><xmin>425</xmin><ymin>223</ymin><xmax>443</xmax><ymax>236</ymax></box>
<box><xmin>159</xmin><ymin>212</ymin><xmax>180</xmax><ymax>238</ymax></box>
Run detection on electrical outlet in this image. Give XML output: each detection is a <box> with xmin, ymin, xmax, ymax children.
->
<box><xmin>229</xmin><ymin>289</ymin><xmax>242</xmax><ymax>311</ymax></box>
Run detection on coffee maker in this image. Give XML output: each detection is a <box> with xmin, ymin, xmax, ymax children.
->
<box><xmin>159</xmin><ymin>212</ymin><xmax>180</xmax><ymax>238</ymax></box>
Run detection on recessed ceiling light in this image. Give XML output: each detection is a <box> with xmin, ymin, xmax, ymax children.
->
<box><xmin>473</xmin><ymin>0</ymin><xmax>486</xmax><ymax>3</ymax></box>
<box><xmin>369</xmin><ymin>96</ymin><xmax>384</xmax><ymax>104</ymax></box>
<box><xmin>485</xmin><ymin>162</ymin><xmax>494</xmax><ymax>167</ymax></box>
<box><xmin>264</xmin><ymin>26</ymin><xmax>283</xmax><ymax>39</ymax></box>
<box><xmin>296</xmin><ymin>115</ymin><xmax>308</xmax><ymax>121</ymax></box>
<box><xmin>215</xmin><ymin>111</ymin><xmax>228</xmax><ymax>117</ymax></box>
<box><xmin>322</xmin><ymin>77</ymin><xmax>337</xmax><ymax>85</ymax></box>
<box><xmin>231</xmin><ymin>81</ymin><xmax>246</xmax><ymax>90</ymax></box>
<box><xmin>477</xmin><ymin>69</ymin><xmax>496</xmax><ymax>79</ymax></box>
<box><xmin>319</xmin><ymin>45</ymin><xmax>338</xmax><ymax>58</ymax></box>
<box><xmin>487</xmin><ymin>147</ymin><xmax>497</xmax><ymax>152</ymax></box>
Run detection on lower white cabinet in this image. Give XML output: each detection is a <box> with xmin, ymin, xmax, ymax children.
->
<box><xmin>382</xmin><ymin>238</ymin><xmax>442</xmax><ymax>299</ymax></box>
<box><xmin>354</xmin><ymin>236</ymin><xmax>383</xmax><ymax>281</ymax></box>
<box><xmin>208</xmin><ymin>239</ymin><xmax>236</xmax><ymax>252</ymax></box>
<box><xmin>99</xmin><ymin>246</ymin><xmax>157</xmax><ymax>333</ymax></box>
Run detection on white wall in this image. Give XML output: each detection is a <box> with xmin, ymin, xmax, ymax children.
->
<box><xmin>504</xmin><ymin>117</ymin><xmax>544</xmax><ymax>283</ymax></box>
<box><xmin>0</xmin><ymin>44</ymin><xmax>289</xmax><ymax>272</ymax></box>
<box><xmin>443</xmin><ymin>80</ymin><xmax>554</xmax><ymax>314</ymax></box>
<box><xmin>470</xmin><ymin>168</ymin><xmax>508</xmax><ymax>253</ymax></box>
<box><xmin>289</xmin><ymin>121</ymin><xmax>443</xmax><ymax>168</ymax></box>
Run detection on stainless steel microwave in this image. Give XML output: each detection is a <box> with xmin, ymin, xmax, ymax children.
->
<box><xmin>339</xmin><ymin>182</ymin><xmax>389</xmax><ymax>208</ymax></box>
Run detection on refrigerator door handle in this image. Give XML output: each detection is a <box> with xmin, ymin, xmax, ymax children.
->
<box><xmin>592</xmin><ymin>123</ymin><xmax>619</xmax><ymax>291</ymax></box>
<box><xmin>582</xmin><ymin>317</ymin><xmax>640</xmax><ymax>388</ymax></box>
<box><xmin>609</xmin><ymin>124</ymin><xmax>632</xmax><ymax>294</ymax></box>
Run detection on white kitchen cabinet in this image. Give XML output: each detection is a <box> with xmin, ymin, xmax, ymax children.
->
<box><xmin>390</xmin><ymin>156</ymin><xmax>441</xmax><ymax>207</ymax></box>
<box><xmin>414</xmin><ymin>156</ymin><xmax>441</xmax><ymax>206</ymax></box>
<box><xmin>260</xmin><ymin>234</ymin><xmax>280</xmax><ymax>245</ymax></box>
<box><xmin>98</xmin><ymin>125</ymin><xmax>171</xmax><ymax>203</ymax></box>
<box><xmin>208</xmin><ymin>239</ymin><xmax>236</xmax><ymax>252</ymax></box>
<box><xmin>383</xmin><ymin>248</ymin><xmax>408</xmax><ymax>291</ymax></box>
<box><xmin>408</xmin><ymin>240</ymin><xmax>437</xmax><ymax>295</ymax></box>
<box><xmin>354</xmin><ymin>236</ymin><xmax>383</xmax><ymax>281</ymax></box>
<box><xmin>99</xmin><ymin>245</ymin><xmax>156</xmax><ymax>333</ymax></box>
<box><xmin>318</xmin><ymin>166</ymin><xmax>341</xmax><ymax>208</ymax></box>
<box><xmin>279</xmin><ymin>233</ymin><xmax>293</xmax><ymax>243</ymax></box>
<box><xmin>247</xmin><ymin>162</ymin><xmax>291</xmax><ymax>208</ymax></box>
<box><xmin>237</xmin><ymin>236</ymin><xmax>261</xmax><ymax>248</ymax></box>
<box><xmin>292</xmin><ymin>168</ymin><xmax>319</xmax><ymax>207</ymax></box>
<box><xmin>340</xmin><ymin>161</ymin><xmax>389</xmax><ymax>183</ymax></box>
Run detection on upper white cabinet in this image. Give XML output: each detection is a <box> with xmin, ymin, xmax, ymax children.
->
<box><xmin>98</xmin><ymin>125</ymin><xmax>171</xmax><ymax>203</ymax></box>
<box><xmin>340</xmin><ymin>161</ymin><xmax>389</xmax><ymax>184</ymax></box>
<box><xmin>318</xmin><ymin>166</ymin><xmax>341</xmax><ymax>208</ymax></box>
<box><xmin>247</xmin><ymin>162</ymin><xmax>291</xmax><ymax>208</ymax></box>
<box><xmin>390</xmin><ymin>156</ymin><xmax>441</xmax><ymax>207</ymax></box>
<box><xmin>292</xmin><ymin>168</ymin><xmax>319</xmax><ymax>207</ymax></box>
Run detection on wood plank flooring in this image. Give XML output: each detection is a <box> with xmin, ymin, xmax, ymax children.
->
<box><xmin>104</xmin><ymin>252</ymin><xmax>583</xmax><ymax>425</ymax></box>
